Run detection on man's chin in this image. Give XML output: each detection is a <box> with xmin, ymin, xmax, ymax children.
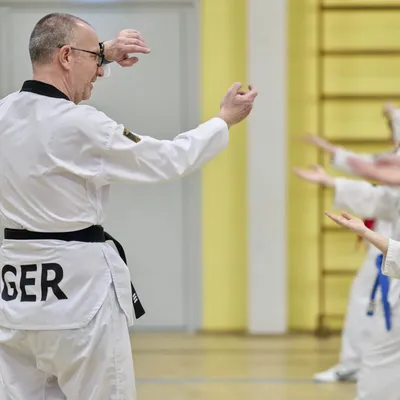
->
<box><xmin>83</xmin><ymin>88</ymin><xmax>93</xmax><ymax>101</ymax></box>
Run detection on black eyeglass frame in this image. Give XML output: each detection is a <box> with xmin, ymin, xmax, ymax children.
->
<box><xmin>56</xmin><ymin>42</ymin><xmax>111</xmax><ymax>67</ymax></box>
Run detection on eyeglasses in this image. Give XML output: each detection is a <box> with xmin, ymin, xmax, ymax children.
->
<box><xmin>57</xmin><ymin>42</ymin><xmax>106</xmax><ymax>67</ymax></box>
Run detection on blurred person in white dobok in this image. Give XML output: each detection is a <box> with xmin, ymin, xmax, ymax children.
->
<box><xmin>303</xmin><ymin>103</ymin><xmax>399</xmax><ymax>383</ymax></box>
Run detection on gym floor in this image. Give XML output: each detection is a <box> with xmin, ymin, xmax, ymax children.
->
<box><xmin>131</xmin><ymin>333</ymin><xmax>356</xmax><ymax>400</ymax></box>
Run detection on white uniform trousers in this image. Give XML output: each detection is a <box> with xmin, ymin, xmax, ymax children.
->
<box><xmin>355</xmin><ymin>305</ymin><xmax>400</xmax><ymax>400</ymax></box>
<box><xmin>0</xmin><ymin>283</ymin><xmax>135</xmax><ymax>400</ymax></box>
<box><xmin>338</xmin><ymin>250</ymin><xmax>378</xmax><ymax>372</ymax></box>
<box><xmin>0</xmin><ymin>380</ymin><xmax>7</xmax><ymax>399</ymax></box>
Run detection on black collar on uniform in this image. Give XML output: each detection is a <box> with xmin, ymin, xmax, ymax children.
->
<box><xmin>20</xmin><ymin>80</ymin><xmax>70</xmax><ymax>101</ymax></box>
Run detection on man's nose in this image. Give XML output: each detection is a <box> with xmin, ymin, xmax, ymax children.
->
<box><xmin>97</xmin><ymin>66</ymin><xmax>105</xmax><ymax>77</ymax></box>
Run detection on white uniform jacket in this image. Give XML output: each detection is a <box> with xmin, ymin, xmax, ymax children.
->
<box><xmin>332</xmin><ymin>148</ymin><xmax>393</xmax><ymax>250</ymax></box>
<box><xmin>0</xmin><ymin>80</ymin><xmax>229</xmax><ymax>330</ymax></box>
<box><xmin>332</xmin><ymin>149</ymin><xmax>400</xmax><ymax>310</ymax></box>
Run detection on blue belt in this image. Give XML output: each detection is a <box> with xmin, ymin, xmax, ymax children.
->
<box><xmin>367</xmin><ymin>253</ymin><xmax>391</xmax><ymax>331</ymax></box>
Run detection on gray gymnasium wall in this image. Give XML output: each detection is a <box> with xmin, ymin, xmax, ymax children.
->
<box><xmin>0</xmin><ymin>0</ymin><xmax>202</xmax><ymax>332</ymax></box>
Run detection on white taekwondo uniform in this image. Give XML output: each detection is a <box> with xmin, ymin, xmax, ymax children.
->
<box><xmin>0</xmin><ymin>80</ymin><xmax>229</xmax><ymax>399</ymax></box>
<box><xmin>332</xmin><ymin>150</ymin><xmax>400</xmax><ymax>400</ymax></box>
<box><xmin>314</xmin><ymin>149</ymin><xmax>393</xmax><ymax>383</ymax></box>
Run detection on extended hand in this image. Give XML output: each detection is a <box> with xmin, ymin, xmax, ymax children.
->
<box><xmin>383</xmin><ymin>102</ymin><xmax>396</xmax><ymax>120</ymax></box>
<box><xmin>292</xmin><ymin>165</ymin><xmax>335</xmax><ymax>187</ymax></box>
<box><xmin>301</xmin><ymin>134</ymin><xmax>336</xmax><ymax>154</ymax></box>
<box><xmin>103</xmin><ymin>29</ymin><xmax>151</xmax><ymax>67</ymax></box>
<box><xmin>217</xmin><ymin>83</ymin><xmax>258</xmax><ymax>127</ymax></box>
<box><xmin>325</xmin><ymin>211</ymin><xmax>368</xmax><ymax>236</ymax></box>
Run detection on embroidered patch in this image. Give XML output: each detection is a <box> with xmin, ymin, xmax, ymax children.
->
<box><xmin>123</xmin><ymin>128</ymin><xmax>141</xmax><ymax>143</ymax></box>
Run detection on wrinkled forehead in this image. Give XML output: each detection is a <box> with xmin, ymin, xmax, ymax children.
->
<box><xmin>74</xmin><ymin>21</ymin><xmax>100</xmax><ymax>51</ymax></box>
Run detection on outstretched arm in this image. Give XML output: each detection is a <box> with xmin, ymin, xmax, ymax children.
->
<box><xmin>302</xmin><ymin>135</ymin><xmax>384</xmax><ymax>176</ymax></box>
<box><xmin>325</xmin><ymin>212</ymin><xmax>389</xmax><ymax>254</ymax></box>
<box><xmin>293</xmin><ymin>165</ymin><xmax>400</xmax><ymax>221</ymax></box>
<box><xmin>332</xmin><ymin>148</ymin><xmax>375</xmax><ymax>176</ymax></box>
<box><xmin>344</xmin><ymin>156</ymin><xmax>400</xmax><ymax>186</ymax></box>
<box><xmin>333</xmin><ymin>178</ymin><xmax>400</xmax><ymax>221</ymax></box>
<box><xmin>302</xmin><ymin>100</ymin><xmax>397</xmax><ymax>176</ymax></box>
<box><xmin>325</xmin><ymin>211</ymin><xmax>400</xmax><ymax>279</ymax></box>
<box><xmin>67</xmin><ymin>82</ymin><xmax>257</xmax><ymax>185</ymax></box>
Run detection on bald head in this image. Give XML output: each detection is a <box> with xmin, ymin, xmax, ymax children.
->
<box><xmin>29</xmin><ymin>13</ymin><xmax>91</xmax><ymax>65</ymax></box>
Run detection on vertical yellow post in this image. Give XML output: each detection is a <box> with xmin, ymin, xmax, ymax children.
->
<box><xmin>287</xmin><ymin>0</ymin><xmax>320</xmax><ymax>330</ymax></box>
<box><xmin>201</xmin><ymin>0</ymin><xmax>247</xmax><ymax>331</ymax></box>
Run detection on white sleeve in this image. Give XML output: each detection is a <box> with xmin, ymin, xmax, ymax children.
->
<box><xmin>332</xmin><ymin>148</ymin><xmax>376</xmax><ymax>176</ymax></box>
<box><xmin>93</xmin><ymin>115</ymin><xmax>229</xmax><ymax>185</ymax></box>
<box><xmin>383</xmin><ymin>239</ymin><xmax>400</xmax><ymax>279</ymax></box>
<box><xmin>334</xmin><ymin>178</ymin><xmax>400</xmax><ymax>221</ymax></box>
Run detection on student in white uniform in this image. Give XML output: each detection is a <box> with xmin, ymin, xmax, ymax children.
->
<box><xmin>294</xmin><ymin>153</ymin><xmax>400</xmax><ymax>399</ymax></box>
<box><xmin>325</xmin><ymin>210</ymin><xmax>400</xmax><ymax>400</ymax></box>
<box><xmin>0</xmin><ymin>13</ymin><xmax>258</xmax><ymax>400</ymax></box>
<box><xmin>301</xmin><ymin>135</ymin><xmax>394</xmax><ymax>383</ymax></box>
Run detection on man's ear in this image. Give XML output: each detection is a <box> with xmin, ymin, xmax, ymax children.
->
<box><xmin>58</xmin><ymin>46</ymin><xmax>73</xmax><ymax>70</ymax></box>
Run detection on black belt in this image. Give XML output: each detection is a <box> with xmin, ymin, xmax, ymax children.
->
<box><xmin>4</xmin><ymin>225</ymin><xmax>145</xmax><ymax>319</ymax></box>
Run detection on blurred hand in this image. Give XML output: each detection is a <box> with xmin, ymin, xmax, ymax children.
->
<box><xmin>218</xmin><ymin>83</ymin><xmax>258</xmax><ymax>127</ymax></box>
<box><xmin>103</xmin><ymin>29</ymin><xmax>151</xmax><ymax>67</ymax></box>
<box><xmin>292</xmin><ymin>165</ymin><xmax>335</xmax><ymax>187</ymax></box>
<box><xmin>383</xmin><ymin>102</ymin><xmax>396</xmax><ymax>120</ymax></box>
<box><xmin>301</xmin><ymin>134</ymin><xmax>337</xmax><ymax>154</ymax></box>
<box><xmin>325</xmin><ymin>211</ymin><xmax>368</xmax><ymax>237</ymax></box>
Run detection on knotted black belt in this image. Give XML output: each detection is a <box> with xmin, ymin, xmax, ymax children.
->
<box><xmin>3</xmin><ymin>225</ymin><xmax>145</xmax><ymax>319</ymax></box>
